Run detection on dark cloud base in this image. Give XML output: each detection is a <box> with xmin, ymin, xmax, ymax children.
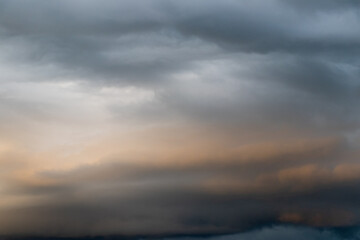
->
<box><xmin>2</xmin><ymin>225</ymin><xmax>360</xmax><ymax>240</ymax></box>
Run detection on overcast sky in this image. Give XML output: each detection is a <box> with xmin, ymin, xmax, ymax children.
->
<box><xmin>0</xmin><ymin>0</ymin><xmax>360</xmax><ymax>239</ymax></box>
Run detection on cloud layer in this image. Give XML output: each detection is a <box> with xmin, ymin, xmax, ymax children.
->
<box><xmin>0</xmin><ymin>0</ymin><xmax>360</xmax><ymax>238</ymax></box>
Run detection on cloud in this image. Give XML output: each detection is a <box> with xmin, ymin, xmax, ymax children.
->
<box><xmin>161</xmin><ymin>226</ymin><xmax>360</xmax><ymax>240</ymax></box>
<box><xmin>0</xmin><ymin>136</ymin><xmax>359</xmax><ymax>237</ymax></box>
<box><xmin>0</xmin><ymin>0</ymin><xmax>359</xmax><ymax>238</ymax></box>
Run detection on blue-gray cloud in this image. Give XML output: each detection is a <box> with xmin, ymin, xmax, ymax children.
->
<box><xmin>0</xmin><ymin>0</ymin><xmax>360</xmax><ymax>238</ymax></box>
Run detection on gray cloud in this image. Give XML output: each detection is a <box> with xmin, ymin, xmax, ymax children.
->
<box><xmin>161</xmin><ymin>226</ymin><xmax>360</xmax><ymax>240</ymax></box>
<box><xmin>0</xmin><ymin>0</ymin><xmax>360</xmax><ymax>238</ymax></box>
<box><xmin>1</xmin><ymin>0</ymin><xmax>359</xmax><ymax>84</ymax></box>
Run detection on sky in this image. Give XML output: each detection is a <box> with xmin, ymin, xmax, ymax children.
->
<box><xmin>0</xmin><ymin>0</ymin><xmax>360</xmax><ymax>239</ymax></box>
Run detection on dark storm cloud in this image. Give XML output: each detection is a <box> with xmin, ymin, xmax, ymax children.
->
<box><xmin>173</xmin><ymin>1</ymin><xmax>360</xmax><ymax>55</ymax></box>
<box><xmin>0</xmin><ymin>0</ymin><xmax>181</xmax><ymax>85</ymax></box>
<box><xmin>1</xmin><ymin>0</ymin><xmax>359</xmax><ymax>85</ymax></box>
